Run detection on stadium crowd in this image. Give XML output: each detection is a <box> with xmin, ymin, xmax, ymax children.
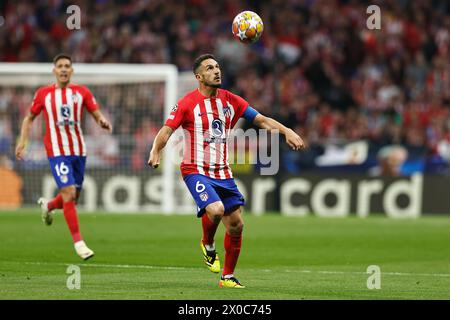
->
<box><xmin>0</xmin><ymin>0</ymin><xmax>449</xmax><ymax>175</ymax></box>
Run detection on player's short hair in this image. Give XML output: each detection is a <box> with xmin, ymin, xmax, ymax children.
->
<box><xmin>193</xmin><ymin>54</ymin><xmax>217</xmax><ymax>74</ymax></box>
<box><xmin>53</xmin><ymin>53</ymin><xmax>72</xmax><ymax>65</ymax></box>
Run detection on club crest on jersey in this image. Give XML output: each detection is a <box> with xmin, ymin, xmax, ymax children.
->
<box><xmin>212</xmin><ymin>119</ymin><xmax>223</xmax><ymax>137</ymax></box>
<box><xmin>200</xmin><ymin>192</ymin><xmax>209</xmax><ymax>202</ymax></box>
<box><xmin>61</xmin><ymin>105</ymin><xmax>71</xmax><ymax>119</ymax></box>
<box><xmin>223</xmin><ymin>106</ymin><xmax>231</xmax><ymax>118</ymax></box>
<box><xmin>72</xmin><ymin>94</ymin><xmax>78</xmax><ymax>104</ymax></box>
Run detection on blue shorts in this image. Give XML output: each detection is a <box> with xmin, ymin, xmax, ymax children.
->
<box><xmin>183</xmin><ymin>174</ymin><xmax>245</xmax><ymax>217</ymax></box>
<box><xmin>48</xmin><ymin>156</ymin><xmax>86</xmax><ymax>190</ymax></box>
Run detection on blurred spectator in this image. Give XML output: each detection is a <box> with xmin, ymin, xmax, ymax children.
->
<box><xmin>371</xmin><ymin>145</ymin><xmax>408</xmax><ymax>177</ymax></box>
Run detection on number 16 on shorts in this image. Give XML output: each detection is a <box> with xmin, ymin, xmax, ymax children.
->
<box><xmin>49</xmin><ymin>156</ymin><xmax>73</xmax><ymax>189</ymax></box>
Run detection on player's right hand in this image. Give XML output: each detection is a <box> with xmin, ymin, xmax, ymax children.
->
<box><xmin>15</xmin><ymin>143</ymin><xmax>26</xmax><ymax>160</ymax></box>
<box><xmin>285</xmin><ymin>129</ymin><xmax>306</xmax><ymax>151</ymax></box>
<box><xmin>147</xmin><ymin>151</ymin><xmax>160</xmax><ymax>168</ymax></box>
<box><xmin>99</xmin><ymin>117</ymin><xmax>113</xmax><ymax>133</ymax></box>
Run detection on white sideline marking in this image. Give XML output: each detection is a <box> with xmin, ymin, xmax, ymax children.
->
<box><xmin>284</xmin><ymin>269</ymin><xmax>450</xmax><ymax>278</ymax></box>
<box><xmin>24</xmin><ymin>261</ymin><xmax>197</xmax><ymax>271</ymax></box>
<box><xmin>20</xmin><ymin>261</ymin><xmax>450</xmax><ymax>278</ymax></box>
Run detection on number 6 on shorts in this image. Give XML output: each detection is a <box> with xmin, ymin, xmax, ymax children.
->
<box><xmin>195</xmin><ymin>180</ymin><xmax>206</xmax><ymax>193</ymax></box>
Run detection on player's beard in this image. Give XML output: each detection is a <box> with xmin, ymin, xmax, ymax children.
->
<box><xmin>206</xmin><ymin>80</ymin><xmax>221</xmax><ymax>88</ymax></box>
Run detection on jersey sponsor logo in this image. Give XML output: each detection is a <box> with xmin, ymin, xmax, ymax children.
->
<box><xmin>199</xmin><ymin>192</ymin><xmax>209</xmax><ymax>202</ymax></box>
<box><xmin>204</xmin><ymin>137</ymin><xmax>227</xmax><ymax>144</ymax></box>
<box><xmin>56</xmin><ymin>120</ymin><xmax>80</xmax><ymax>126</ymax></box>
<box><xmin>212</xmin><ymin>119</ymin><xmax>223</xmax><ymax>137</ymax></box>
<box><xmin>61</xmin><ymin>104</ymin><xmax>71</xmax><ymax>119</ymax></box>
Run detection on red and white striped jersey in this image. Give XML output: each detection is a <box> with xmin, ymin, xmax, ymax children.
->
<box><xmin>30</xmin><ymin>83</ymin><xmax>99</xmax><ymax>157</ymax></box>
<box><xmin>165</xmin><ymin>88</ymin><xmax>249</xmax><ymax>179</ymax></box>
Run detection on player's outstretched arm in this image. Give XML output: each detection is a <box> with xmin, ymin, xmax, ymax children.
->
<box><xmin>15</xmin><ymin>113</ymin><xmax>37</xmax><ymax>160</ymax></box>
<box><xmin>148</xmin><ymin>125</ymin><xmax>174</xmax><ymax>168</ymax></box>
<box><xmin>253</xmin><ymin>114</ymin><xmax>306</xmax><ymax>151</ymax></box>
<box><xmin>91</xmin><ymin>110</ymin><xmax>112</xmax><ymax>133</ymax></box>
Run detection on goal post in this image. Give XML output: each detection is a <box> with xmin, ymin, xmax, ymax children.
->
<box><xmin>0</xmin><ymin>63</ymin><xmax>182</xmax><ymax>214</ymax></box>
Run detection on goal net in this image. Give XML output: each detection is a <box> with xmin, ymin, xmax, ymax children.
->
<box><xmin>0</xmin><ymin>63</ymin><xmax>198</xmax><ymax>214</ymax></box>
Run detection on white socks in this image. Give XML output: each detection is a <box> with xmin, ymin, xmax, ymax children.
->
<box><xmin>205</xmin><ymin>242</ymin><xmax>215</xmax><ymax>252</ymax></box>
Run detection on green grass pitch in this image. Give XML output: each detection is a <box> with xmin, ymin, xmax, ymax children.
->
<box><xmin>1</xmin><ymin>210</ymin><xmax>449</xmax><ymax>300</ymax></box>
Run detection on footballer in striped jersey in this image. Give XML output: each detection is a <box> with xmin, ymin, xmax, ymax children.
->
<box><xmin>15</xmin><ymin>54</ymin><xmax>112</xmax><ymax>260</ymax></box>
<box><xmin>148</xmin><ymin>54</ymin><xmax>306</xmax><ymax>288</ymax></box>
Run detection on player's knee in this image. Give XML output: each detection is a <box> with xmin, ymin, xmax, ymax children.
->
<box><xmin>60</xmin><ymin>187</ymin><xmax>77</xmax><ymax>202</ymax></box>
<box><xmin>229</xmin><ymin>219</ymin><xmax>244</xmax><ymax>235</ymax></box>
<box><xmin>207</xmin><ymin>202</ymin><xmax>225</xmax><ymax>223</ymax></box>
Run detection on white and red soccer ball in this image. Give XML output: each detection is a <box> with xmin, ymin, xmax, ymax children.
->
<box><xmin>232</xmin><ymin>11</ymin><xmax>264</xmax><ymax>44</ymax></box>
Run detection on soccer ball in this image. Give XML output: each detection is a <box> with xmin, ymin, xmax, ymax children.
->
<box><xmin>232</xmin><ymin>11</ymin><xmax>264</xmax><ymax>44</ymax></box>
